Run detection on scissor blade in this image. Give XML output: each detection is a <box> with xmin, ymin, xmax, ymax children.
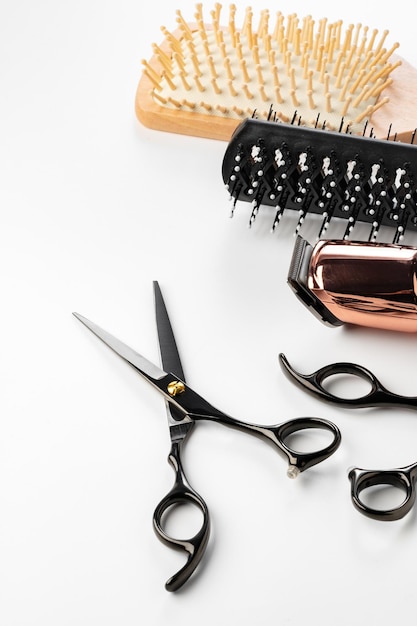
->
<box><xmin>73</xmin><ymin>312</ymin><xmax>167</xmax><ymax>381</ymax></box>
<box><xmin>153</xmin><ymin>282</ymin><xmax>194</xmax><ymax>438</ymax></box>
<box><xmin>153</xmin><ymin>281</ymin><xmax>185</xmax><ymax>381</ymax></box>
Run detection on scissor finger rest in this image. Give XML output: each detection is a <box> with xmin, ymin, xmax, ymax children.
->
<box><xmin>153</xmin><ymin>443</ymin><xmax>210</xmax><ymax>592</ymax></box>
<box><xmin>279</xmin><ymin>353</ymin><xmax>417</xmax><ymax>409</ymax></box>
<box><xmin>348</xmin><ymin>465</ymin><xmax>417</xmax><ymax>521</ymax></box>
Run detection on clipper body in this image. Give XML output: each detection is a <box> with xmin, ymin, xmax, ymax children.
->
<box><xmin>288</xmin><ymin>237</ymin><xmax>417</xmax><ymax>332</ymax></box>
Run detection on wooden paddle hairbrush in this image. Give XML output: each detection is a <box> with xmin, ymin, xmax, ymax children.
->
<box><xmin>135</xmin><ymin>4</ymin><xmax>417</xmax><ymax>142</ymax></box>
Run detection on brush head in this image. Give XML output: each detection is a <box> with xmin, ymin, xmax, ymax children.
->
<box><xmin>135</xmin><ymin>5</ymin><xmax>407</xmax><ymax>141</ymax></box>
<box><xmin>222</xmin><ymin>117</ymin><xmax>417</xmax><ymax>242</ymax></box>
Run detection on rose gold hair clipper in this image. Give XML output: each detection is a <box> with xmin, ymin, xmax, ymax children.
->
<box><xmin>288</xmin><ymin>237</ymin><xmax>417</xmax><ymax>332</ymax></box>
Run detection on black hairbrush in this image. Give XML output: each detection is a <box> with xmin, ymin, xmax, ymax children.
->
<box><xmin>222</xmin><ymin>117</ymin><xmax>417</xmax><ymax>242</ymax></box>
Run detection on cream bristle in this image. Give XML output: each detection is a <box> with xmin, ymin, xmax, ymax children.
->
<box><xmin>228</xmin><ymin>79</ymin><xmax>237</xmax><ymax>97</ymax></box>
<box><xmin>341</xmin><ymin>95</ymin><xmax>352</xmax><ymax>117</ymax></box>
<box><xmin>242</xmin><ymin>84</ymin><xmax>253</xmax><ymax>99</ymax></box>
<box><xmin>175</xmin><ymin>11</ymin><xmax>193</xmax><ymax>40</ymax></box>
<box><xmin>224</xmin><ymin>57</ymin><xmax>234</xmax><ymax>80</ymax></box>
<box><xmin>352</xmin><ymin>82</ymin><xmax>371</xmax><ymax>108</ymax></box>
<box><xmin>207</xmin><ymin>56</ymin><xmax>217</xmax><ymax>78</ymax></box>
<box><xmin>290</xmin><ymin>89</ymin><xmax>299</xmax><ymax>107</ymax></box>
<box><xmin>240</xmin><ymin>58</ymin><xmax>250</xmax><ymax>82</ymax></box>
<box><xmin>182</xmin><ymin>98</ymin><xmax>196</xmax><ymax>109</ymax></box>
<box><xmin>162</xmin><ymin>71</ymin><xmax>176</xmax><ymax>91</ymax></box>
<box><xmin>153</xmin><ymin>91</ymin><xmax>167</xmax><ymax>104</ymax></box>
<box><xmin>274</xmin><ymin>85</ymin><xmax>283</xmax><ymax>104</ymax></box>
<box><xmin>142</xmin><ymin>59</ymin><xmax>161</xmax><ymax>83</ymax></box>
<box><xmin>216</xmin><ymin>104</ymin><xmax>228</xmax><ymax>114</ymax></box>
<box><xmin>161</xmin><ymin>27</ymin><xmax>182</xmax><ymax>54</ymax></box>
<box><xmin>195</xmin><ymin>75</ymin><xmax>205</xmax><ymax>92</ymax></box>
<box><xmin>144</xmin><ymin>5</ymin><xmax>399</xmax><ymax>133</ymax></box>
<box><xmin>374</xmin><ymin>29</ymin><xmax>389</xmax><ymax>55</ymax></box>
<box><xmin>259</xmin><ymin>86</ymin><xmax>269</xmax><ymax>102</ymax></box>
<box><xmin>152</xmin><ymin>44</ymin><xmax>172</xmax><ymax>73</ymax></box>
<box><xmin>307</xmin><ymin>70</ymin><xmax>313</xmax><ymax>92</ymax></box>
<box><xmin>168</xmin><ymin>96</ymin><xmax>181</xmax><ymax>108</ymax></box>
<box><xmin>335</xmin><ymin>61</ymin><xmax>346</xmax><ymax>88</ymax></box>
<box><xmin>180</xmin><ymin>71</ymin><xmax>191</xmax><ymax>90</ymax></box>
<box><xmin>211</xmin><ymin>77</ymin><xmax>222</xmax><ymax>94</ymax></box>
<box><xmin>325</xmin><ymin>92</ymin><xmax>332</xmax><ymax>113</ymax></box>
<box><xmin>302</xmin><ymin>53</ymin><xmax>310</xmax><ymax>79</ymax></box>
<box><xmin>307</xmin><ymin>90</ymin><xmax>315</xmax><ymax>109</ymax></box>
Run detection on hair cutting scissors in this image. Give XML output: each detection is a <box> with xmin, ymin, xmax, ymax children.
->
<box><xmin>73</xmin><ymin>284</ymin><xmax>341</xmax><ymax>591</ymax></box>
<box><xmin>278</xmin><ymin>353</ymin><xmax>417</xmax><ymax>521</ymax></box>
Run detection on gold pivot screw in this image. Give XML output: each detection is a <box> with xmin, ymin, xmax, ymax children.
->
<box><xmin>167</xmin><ymin>380</ymin><xmax>186</xmax><ymax>396</ymax></box>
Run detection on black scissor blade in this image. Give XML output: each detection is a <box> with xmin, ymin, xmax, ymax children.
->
<box><xmin>153</xmin><ymin>281</ymin><xmax>185</xmax><ymax>382</ymax></box>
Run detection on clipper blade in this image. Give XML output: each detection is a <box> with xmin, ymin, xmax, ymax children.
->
<box><xmin>287</xmin><ymin>236</ymin><xmax>417</xmax><ymax>332</ymax></box>
<box><xmin>287</xmin><ymin>236</ymin><xmax>343</xmax><ymax>327</ymax></box>
<box><xmin>222</xmin><ymin>117</ymin><xmax>417</xmax><ymax>242</ymax></box>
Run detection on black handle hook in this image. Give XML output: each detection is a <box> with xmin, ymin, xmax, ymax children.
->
<box><xmin>153</xmin><ymin>443</ymin><xmax>210</xmax><ymax>592</ymax></box>
<box><xmin>278</xmin><ymin>353</ymin><xmax>417</xmax><ymax>409</ymax></box>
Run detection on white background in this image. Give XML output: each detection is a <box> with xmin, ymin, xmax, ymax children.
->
<box><xmin>2</xmin><ymin>1</ymin><xmax>417</xmax><ymax>623</ymax></box>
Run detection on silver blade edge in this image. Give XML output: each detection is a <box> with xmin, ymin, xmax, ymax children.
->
<box><xmin>73</xmin><ymin>312</ymin><xmax>167</xmax><ymax>381</ymax></box>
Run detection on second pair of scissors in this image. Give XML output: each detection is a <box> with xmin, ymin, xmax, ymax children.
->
<box><xmin>279</xmin><ymin>353</ymin><xmax>417</xmax><ymax>522</ymax></box>
<box><xmin>74</xmin><ymin>284</ymin><xmax>341</xmax><ymax>591</ymax></box>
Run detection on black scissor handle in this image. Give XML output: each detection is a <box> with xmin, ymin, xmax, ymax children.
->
<box><xmin>278</xmin><ymin>353</ymin><xmax>416</xmax><ymax>409</ymax></box>
<box><xmin>271</xmin><ymin>417</ymin><xmax>342</xmax><ymax>477</ymax></box>
<box><xmin>348</xmin><ymin>464</ymin><xmax>417</xmax><ymax>521</ymax></box>
<box><xmin>153</xmin><ymin>443</ymin><xmax>210</xmax><ymax>592</ymax></box>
